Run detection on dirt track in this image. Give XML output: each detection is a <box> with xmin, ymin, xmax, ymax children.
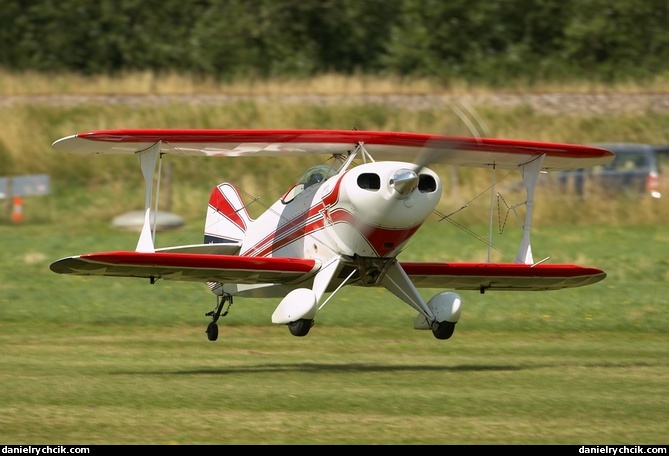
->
<box><xmin>2</xmin><ymin>92</ymin><xmax>668</xmax><ymax>115</ymax></box>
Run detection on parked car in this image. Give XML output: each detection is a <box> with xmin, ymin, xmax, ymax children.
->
<box><xmin>558</xmin><ymin>143</ymin><xmax>664</xmax><ymax>198</ymax></box>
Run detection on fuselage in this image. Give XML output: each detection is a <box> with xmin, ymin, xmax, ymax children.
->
<box><xmin>241</xmin><ymin>161</ymin><xmax>442</xmax><ymax>264</ymax></box>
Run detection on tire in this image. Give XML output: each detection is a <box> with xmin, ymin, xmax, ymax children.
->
<box><xmin>288</xmin><ymin>319</ymin><xmax>313</xmax><ymax>337</ymax></box>
<box><xmin>206</xmin><ymin>322</ymin><xmax>219</xmax><ymax>341</ymax></box>
<box><xmin>431</xmin><ymin>321</ymin><xmax>456</xmax><ymax>340</ymax></box>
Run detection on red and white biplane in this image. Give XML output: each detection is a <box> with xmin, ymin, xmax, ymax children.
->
<box><xmin>50</xmin><ymin>129</ymin><xmax>613</xmax><ymax>341</ymax></box>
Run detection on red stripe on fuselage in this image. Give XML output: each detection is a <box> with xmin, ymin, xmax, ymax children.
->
<box><xmin>242</xmin><ymin>176</ymin><xmax>419</xmax><ymax>258</ymax></box>
<box><xmin>243</xmin><ymin>203</ymin><xmax>326</xmax><ymax>257</ymax></box>
<box><xmin>242</xmin><ymin>176</ymin><xmax>345</xmax><ymax>257</ymax></box>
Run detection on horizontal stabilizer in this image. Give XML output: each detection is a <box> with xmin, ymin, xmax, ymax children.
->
<box><xmin>156</xmin><ymin>242</ymin><xmax>241</xmax><ymax>255</ymax></box>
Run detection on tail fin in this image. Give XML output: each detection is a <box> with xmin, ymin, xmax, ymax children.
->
<box><xmin>204</xmin><ymin>183</ymin><xmax>253</xmax><ymax>244</ymax></box>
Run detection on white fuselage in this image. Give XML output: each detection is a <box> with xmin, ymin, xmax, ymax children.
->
<box><xmin>240</xmin><ymin>161</ymin><xmax>442</xmax><ymax>264</ymax></box>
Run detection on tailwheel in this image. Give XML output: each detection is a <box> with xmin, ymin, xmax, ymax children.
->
<box><xmin>431</xmin><ymin>321</ymin><xmax>456</xmax><ymax>340</ymax></box>
<box><xmin>206</xmin><ymin>322</ymin><xmax>219</xmax><ymax>341</ymax></box>
<box><xmin>288</xmin><ymin>319</ymin><xmax>314</xmax><ymax>337</ymax></box>
<box><xmin>204</xmin><ymin>293</ymin><xmax>232</xmax><ymax>341</ymax></box>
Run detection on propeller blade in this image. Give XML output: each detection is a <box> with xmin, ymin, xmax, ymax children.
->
<box><xmin>413</xmin><ymin>100</ymin><xmax>491</xmax><ymax>172</ymax></box>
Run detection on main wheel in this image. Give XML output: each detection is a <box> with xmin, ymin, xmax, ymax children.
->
<box><xmin>431</xmin><ymin>321</ymin><xmax>456</xmax><ymax>340</ymax></box>
<box><xmin>288</xmin><ymin>319</ymin><xmax>314</xmax><ymax>337</ymax></box>
<box><xmin>206</xmin><ymin>322</ymin><xmax>219</xmax><ymax>341</ymax></box>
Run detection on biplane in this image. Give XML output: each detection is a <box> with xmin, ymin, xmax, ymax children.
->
<box><xmin>49</xmin><ymin>129</ymin><xmax>613</xmax><ymax>341</ymax></box>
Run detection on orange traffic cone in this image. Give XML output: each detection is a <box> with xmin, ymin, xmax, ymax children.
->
<box><xmin>11</xmin><ymin>196</ymin><xmax>23</xmax><ymax>223</ymax></box>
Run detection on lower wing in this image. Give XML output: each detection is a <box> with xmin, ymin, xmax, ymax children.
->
<box><xmin>401</xmin><ymin>262</ymin><xmax>606</xmax><ymax>291</ymax></box>
<box><xmin>50</xmin><ymin>251</ymin><xmax>605</xmax><ymax>291</ymax></box>
<box><xmin>50</xmin><ymin>251</ymin><xmax>320</xmax><ymax>284</ymax></box>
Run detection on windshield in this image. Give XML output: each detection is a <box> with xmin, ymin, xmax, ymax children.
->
<box><xmin>281</xmin><ymin>164</ymin><xmax>339</xmax><ymax>204</ymax></box>
<box><xmin>297</xmin><ymin>164</ymin><xmax>338</xmax><ymax>188</ymax></box>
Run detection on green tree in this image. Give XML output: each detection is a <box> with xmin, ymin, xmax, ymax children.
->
<box><xmin>1</xmin><ymin>0</ymin><xmax>669</xmax><ymax>83</ymax></box>
<box><xmin>560</xmin><ymin>0</ymin><xmax>669</xmax><ymax>81</ymax></box>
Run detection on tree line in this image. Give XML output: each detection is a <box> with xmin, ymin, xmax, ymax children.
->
<box><xmin>1</xmin><ymin>0</ymin><xmax>667</xmax><ymax>85</ymax></box>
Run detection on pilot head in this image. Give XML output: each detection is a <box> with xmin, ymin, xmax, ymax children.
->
<box><xmin>305</xmin><ymin>172</ymin><xmax>324</xmax><ymax>188</ymax></box>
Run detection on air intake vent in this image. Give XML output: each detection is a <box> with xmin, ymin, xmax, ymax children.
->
<box><xmin>358</xmin><ymin>173</ymin><xmax>381</xmax><ymax>190</ymax></box>
<box><xmin>418</xmin><ymin>175</ymin><xmax>437</xmax><ymax>192</ymax></box>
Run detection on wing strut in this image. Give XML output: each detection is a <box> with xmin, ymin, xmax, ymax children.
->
<box><xmin>339</xmin><ymin>142</ymin><xmax>371</xmax><ymax>170</ymax></box>
<box><xmin>135</xmin><ymin>141</ymin><xmax>162</xmax><ymax>253</ymax></box>
<box><xmin>488</xmin><ymin>165</ymin><xmax>496</xmax><ymax>262</ymax></box>
<box><xmin>514</xmin><ymin>154</ymin><xmax>545</xmax><ymax>264</ymax></box>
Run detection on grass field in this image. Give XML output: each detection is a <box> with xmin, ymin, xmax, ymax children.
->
<box><xmin>1</xmin><ymin>72</ymin><xmax>668</xmax><ymax>444</ymax></box>
<box><xmin>1</xmin><ymin>218</ymin><xmax>668</xmax><ymax>444</ymax></box>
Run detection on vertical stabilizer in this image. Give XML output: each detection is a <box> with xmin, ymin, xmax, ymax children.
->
<box><xmin>204</xmin><ymin>183</ymin><xmax>253</xmax><ymax>244</ymax></box>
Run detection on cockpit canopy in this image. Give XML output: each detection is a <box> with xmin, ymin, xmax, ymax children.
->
<box><xmin>281</xmin><ymin>164</ymin><xmax>339</xmax><ymax>204</ymax></box>
<box><xmin>297</xmin><ymin>164</ymin><xmax>338</xmax><ymax>188</ymax></box>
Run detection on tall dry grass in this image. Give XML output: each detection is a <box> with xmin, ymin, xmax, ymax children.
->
<box><xmin>3</xmin><ymin>69</ymin><xmax>669</xmax><ymax>95</ymax></box>
<box><xmin>1</xmin><ymin>71</ymin><xmax>668</xmax><ymax>227</ymax></box>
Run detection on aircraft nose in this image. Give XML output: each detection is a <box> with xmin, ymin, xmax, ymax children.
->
<box><xmin>390</xmin><ymin>169</ymin><xmax>419</xmax><ymax>196</ymax></box>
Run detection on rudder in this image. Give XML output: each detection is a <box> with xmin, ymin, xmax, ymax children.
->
<box><xmin>204</xmin><ymin>183</ymin><xmax>253</xmax><ymax>244</ymax></box>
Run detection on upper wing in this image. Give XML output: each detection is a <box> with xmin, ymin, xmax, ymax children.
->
<box><xmin>50</xmin><ymin>251</ymin><xmax>321</xmax><ymax>284</ymax></box>
<box><xmin>400</xmin><ymin>262</ymin><xmax>606</xmax><ymax>291</ymax></box>
<box><xmin>52</xmin><ymin>128</ymin><xmax>614</xmax><ymax>171</ymax></box>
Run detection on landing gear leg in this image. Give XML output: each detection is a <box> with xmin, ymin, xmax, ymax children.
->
<box><xmin>205</xmin><ymin>293</ymin><xmax>233</xmax><ymax>341</ymax></box>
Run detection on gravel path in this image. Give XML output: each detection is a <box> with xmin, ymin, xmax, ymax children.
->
<box><xmin>2</xmin><ymin>92</ymin><xmax>668</xmax><ymax>115</ymax></box>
